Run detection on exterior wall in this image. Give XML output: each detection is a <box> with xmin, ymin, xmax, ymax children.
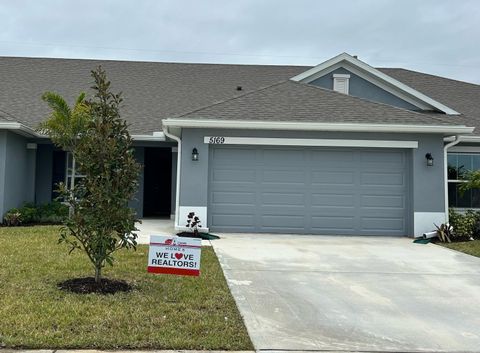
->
<box><xmin>178</xmin><ymin>128</ymin><xmax>446</xmax><ymax>236</ymax></box>
<box><xmin>0</xmin><ymin>131</ymin><xmax>36</xmax><ymax>217</ymax></box>
<box><xmin>310</xmin><ymin>67</ymin><xmax>419</xmax><ymax>111</ymax></box>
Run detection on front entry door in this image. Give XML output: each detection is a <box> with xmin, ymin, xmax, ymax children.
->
<box><xmin>143</xmin><ymin>147</ymin><xmax>172</xmax><ymax>217</ymax></box>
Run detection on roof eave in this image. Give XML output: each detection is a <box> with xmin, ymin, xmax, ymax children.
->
<box><xmin>162</xmin><ymin>119</ymin><xmax>475</xmax><ymax>135</ymax></box>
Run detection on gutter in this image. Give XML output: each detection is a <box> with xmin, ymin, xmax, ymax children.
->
<box><xmin>162</xmin><ymin>125</ymin><xmax>181</xmax><ymax>229</ymax></box>
<box><xmin>444</xmin><ymin>135</ymin><xmax>463</xmax><ymax>223</ymax></box>
<box><xmin>163</xmin><ymin>119</ymin><xmax>474</xmax><ymax>135</ymax></box>
<box><xmin>0</xmin><ymin>122</ymin><xmax>41</xmax><ymax>138</ymax></box>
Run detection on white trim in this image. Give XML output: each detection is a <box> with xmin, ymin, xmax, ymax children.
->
<box><xmin>0</xmin><ymin>122</ymin><xmax>41</xmax><ymax>137</ymax></box>
<box><xmin>26</xmin><ymin>143</ymin><xmax>37</xmax><ymax>150</ymax></box>
<box><xmin>163</xmin><ymin>125</ymin><xmax>182</xmax><ymax>229</ymax></box>
<box><xmin>164</xmin><ymin>119</ymin><xmax>474</xmax><ymax>135</ymax></box>
<box><xmin>444</xmin><ymin>135</ymin><xmax>463</xmax><ymax>223</ymax></box>
<box><xmin>290</xmin><ymin>52</ymin><xmax>460</xmax><ymax>115</ymax></box>
<box><xmin>445</xmin><ymin>135</ymin><xmax>480</xmax><ymax>143</ymax></box>
<box><xmin>414</xmin><ymin>212</ymin><xmax>445</xmax><ymax>236</ymax></box>
<box><xmin>333</xmin><ymin>73</ymin><xmax>351</xmax><ymax>79</ymax></box>
<box><xmin>131</xmin><ymin>133</ymin><xmax>165</xmax><ymax>141</ymax></box>
<box><xmin>449</xmin><ymin>146</ymin><xmax>480</xmax><ymax>153</ymax></box>
<box><xmin>203</xmin><ymin>136</ymin><xmax>418</xmax><ymax>149</ymax></box>
<box><xmin>171</xmin><ymin>146</ymin><xmax>178</xmax><ymax>153</ymax></box>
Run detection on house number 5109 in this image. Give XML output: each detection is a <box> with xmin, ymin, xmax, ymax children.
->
<box><xmin>209</xmin><ymin>137</ymin><xmax>225</xmax><ymax>144</ymax></box>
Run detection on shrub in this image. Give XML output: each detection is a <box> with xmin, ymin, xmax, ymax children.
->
<box><xmin>449</xmin><ymin>209</ymin><xmax>479</xmax><ymax>240</ymax></box>
<box><xmin>2</xmin><ymin>202</ymin><xmax>68</xmax><ymax>226</ymax></box>
<box><xmin>3</xmin><ymin>210</ymin><xmax>22</xmax><ymax>226</ymax></box>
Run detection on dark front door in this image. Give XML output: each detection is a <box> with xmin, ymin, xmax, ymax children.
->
<box><xmin>143</xmin><ymin>147</ymin><xmax>172</xmax><ymax>217</ymax></box>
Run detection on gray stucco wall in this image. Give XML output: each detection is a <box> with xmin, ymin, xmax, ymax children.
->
<box><xmin>0</xmin><ymin>131</ymin><xmax>6</xmax><ymax>217</ymax></box>
<box><xmin>0</xmin><ymin>131</ymin><xmax>36</xmax><ymax>217</ymax></box>
<box><xmin>310</xmin><ymin>67</ymin><xmax>419</xmax><ymax>111</ymax></box>
<box><xmin>179</xmin><ymin>128</ymin><xmax>446</xmax><ymax>234</ymax></box>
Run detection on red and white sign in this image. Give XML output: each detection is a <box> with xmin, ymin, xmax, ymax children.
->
<box><xmin>147</xmin><ymin>235</ymin><xmax>202</xmax><ymax>276</ymax></box>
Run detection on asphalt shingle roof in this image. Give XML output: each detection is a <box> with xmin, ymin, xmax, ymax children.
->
<box><xmin>0</xmin><ymin>56</ymin><xmax>478</xmax><ymax>134</ymax></box>
<box><xmin>0</xmin><ymin>56</ymin><xmax>306</xmax><ymax>134</ymax></box>
<box><xmin>173</xmin><ymin>80</ymin><xmax>463</xmax><ymax>126</ymax></box>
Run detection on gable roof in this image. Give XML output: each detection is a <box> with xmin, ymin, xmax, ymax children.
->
<box><xmin>290</xmin><ymin>53</ymin><xmax>460</xmax><ymax>115</ymax></box>
<box><xmin>164</xmin><ymin>80</ymin><xmax>473</xmax><ymax>134</ymax></box>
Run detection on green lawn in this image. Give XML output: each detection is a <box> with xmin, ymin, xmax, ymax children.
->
<box><xmin>0</xmin><ymin>226</ymin><xmax>252</xmax><ymax>350</ymax></box>
<box><xmin>439</xmin><ymin>240</ymin><xmax>480</xmax><ymax>258</ymax></box>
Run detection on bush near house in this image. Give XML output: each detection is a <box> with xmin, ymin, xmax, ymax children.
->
<box><xmin>2</xmin><ymin>202</ymin><xmax>68</xmax><ymax>226</ymax></box>
<box><xmin>448</xmin><ymin>208</ymin><xmax>480</xmax><ymax>240</ymax></box>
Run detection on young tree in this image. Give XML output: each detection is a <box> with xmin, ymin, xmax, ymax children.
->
<box><xmin>41</xmin><ymin>67</ymin><xmax>141</xmax><ymax>284</ymax></box>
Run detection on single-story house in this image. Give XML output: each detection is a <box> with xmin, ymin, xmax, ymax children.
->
<box><xmin>0</xmin><ymin>52</ymin><xmax>479</xmax><ymax>236</ymax></box>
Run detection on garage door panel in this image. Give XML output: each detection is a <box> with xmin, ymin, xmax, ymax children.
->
<box><xmin>262</xmin><ymin>192</ymin><xmax>306</xmax><ymax>205</ymax></box>
<box><xmin>311</xmin><ymin>193</ymin><xmax>355</xmax><ymax>207</ymax></box>
<box><xmin>261</xmin><ymin>215</ymin><xmax>306</xmax><ymax>228</ymax></box>
<box><xmin>360</xmin><ymin>194</ymin><xmax>405</xmax><ymax>208</ymax></box>
<box><xmin>212</xmin><ymin>147</ymin><xmax>256</xmax><ymax>162</ymax></box>
<box><xmin>311</xmin><ymin>216</ymin><xmax>356</xmax><ymax>231</ymax></box>
<box><xmin>209</xmin><ymin>146</ymin><xmax>409</xmax><ymax>235</ymax></box>
<box><xmin>311</xmin><ymin>171</ymin><xmax>355</xmax><ymax>185</ymax></box>
<box><xmin>360</xmin><ymin>217</ymin><xmax>405</xmax><ymax>232</ymax></box>
<box><xmin>212</xmin><ymin>169</ymin><xmax>256</xmax><ymax>183</ymax></box>
<box><xmin>211</xmin><ymin>191</ymin><xmax>256</xmax><ymax>205</ymax></box>
<box><xmin>262</xmin><ymin>170</ymin><xmax>306</xmax><ymax>184</ymax></box>
<box><xmin>361</xmin><ymin>172</ymin><xmax>405</xmax><ymax>186</ymax></box>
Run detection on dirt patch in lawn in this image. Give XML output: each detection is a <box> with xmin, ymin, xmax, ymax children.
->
<box><xmin>58</xmin><ymin>277</ymin><xmax>132</xmax><ymax>294</ymax></box>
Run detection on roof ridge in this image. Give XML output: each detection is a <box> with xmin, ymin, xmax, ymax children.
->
<box><xmin>288</xmin><ymin>80</ymin><xmax>461</xmax><ymax>126</ymax></box>
<box><xmin>170</xmin><ymin>80</ymin><xmax>290</xmax><ymax>119</ymax></box>
<box><xmin>380</xmin><ymin>68</ymin><xmax>480</xmax><ymax>88</ymax></box>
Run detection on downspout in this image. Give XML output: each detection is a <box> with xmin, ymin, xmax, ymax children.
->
<box><xmin>163</xmin><ymin>125</ymin><xmax>181</xmax><ymax>229</ymax></box>
<box><xmin>444</xmin><ymin>135</ymin><xmax>462</xmax><ymax>223</ymax></box>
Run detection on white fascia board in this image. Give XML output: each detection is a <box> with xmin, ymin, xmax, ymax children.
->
<box><xmin>131</xmin><ymin>133</ymin><xmax>166</xmax><ymax>141</ymax></box>
<box><xmin>0</xmin><ymin>122</ymin><xmax>41</xmax><ymax>137</ymax></box>
<box><xmin>444</xmin><ymin>135</ymin><xmax>480</xmax><ymax>143</ymax></box>
<box><xmin>163</xmin><ymin>119</ymin><xmax>474</xmax><ymax>135</ymax></box>
<box><xmin>290</xmin><ymin>52</ymin><xmax>460</xmax><ymax>115</ymax></box>
<box><xmin>449</xmin><ymin>146</ymin><xmax>480</xmax><ymax>153</ymax></box>
<box><xmin>204</xmin><ymin>136</ymin><xmax>418</xmax><ymax>149</ymax></box>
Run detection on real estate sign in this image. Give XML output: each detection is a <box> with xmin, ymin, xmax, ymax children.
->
<box><xmin>147</xmin><ymin>235</ymin><xmax>202</xmax><ymax>276</ymax></box>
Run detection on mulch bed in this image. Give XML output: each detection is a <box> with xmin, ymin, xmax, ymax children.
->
<box><xmin>58</xmin><ymin>277</ymin><xmax>132</xmax><ymax>295</ymax></box>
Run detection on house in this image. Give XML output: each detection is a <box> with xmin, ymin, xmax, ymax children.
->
<box><xmin>0</xmin><ymin>53</ymin><xmax>479</xmax><ymax>236</ymax></box>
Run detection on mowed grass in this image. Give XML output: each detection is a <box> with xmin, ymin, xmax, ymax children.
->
<box><xmin>0</xmin><ymin>226</ymin><xmax>253</xmax><ymax>350</ymax></box>
<box><xmin>439</xmin><ymin>240</ymin><xmax>480</xmax><ymax>258</ymax></box>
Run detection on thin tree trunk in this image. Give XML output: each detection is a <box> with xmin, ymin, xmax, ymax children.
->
<box><xmin>95</xmin><ymin>265</ymin><xmax>102</xmax><ymax>284</ymax></box>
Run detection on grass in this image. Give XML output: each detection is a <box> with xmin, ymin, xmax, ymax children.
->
<box><xmin>0</xmin><ymin>226</ymin><xmax>253</xmax><ymax>350</ymax></box>
<box><xmin>439</xmin><ymin>240</ymin><xmax>480</xmax><ymax>258</ymax></box>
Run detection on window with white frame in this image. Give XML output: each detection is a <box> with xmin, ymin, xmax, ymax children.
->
<box><xmin>447</xmin><ymin>153</ymin><xmax>480</xmax><ymax>208</ymax></box>
<box><xmin>65</xmin><ymin>152</ymin><xmax>85</xmax><ymax>188</ymax></box>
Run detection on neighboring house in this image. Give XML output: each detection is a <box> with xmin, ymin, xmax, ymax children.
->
<box><xmin>0</xmin><ymin>52</ymin><xmax>479</xmax><ymax>236</ymax></box>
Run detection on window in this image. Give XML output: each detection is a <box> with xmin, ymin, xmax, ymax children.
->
<box><xmin>65</xmin><ymin>152</ymin><xmax>85</xmax><ymax>188</ymax></box>
<box><xmin>447</xmin><ymin>153</ymin><xmax>480</xmax><ymax>208</ymax></box>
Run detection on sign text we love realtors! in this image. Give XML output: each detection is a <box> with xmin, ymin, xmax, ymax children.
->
<box><xmin>147</xmin><ymin>235</ymin><xmax>201</xmax><ymax>276</ymax></box>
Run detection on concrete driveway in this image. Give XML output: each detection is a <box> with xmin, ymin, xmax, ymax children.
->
<box><xmin>212</xmin><ymin>234</ymin><xmax>480</xmax><ymax>352</ymax></box>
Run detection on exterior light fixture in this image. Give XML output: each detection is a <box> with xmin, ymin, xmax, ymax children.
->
<box><xmin>192</xmin><ymin>148</ymin><xmax>199</xmax><ymax>161</ymax></box>
<box><xmin>425</xmin><ymin>153</ymin><xmax>434</xmax><ymax>166</ymax></box>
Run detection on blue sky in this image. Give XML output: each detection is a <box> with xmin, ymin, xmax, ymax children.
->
<box><xmin>0</xmin><ymin>0</ymin><xmax>479</xmax><ymax>83</ymax></box>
